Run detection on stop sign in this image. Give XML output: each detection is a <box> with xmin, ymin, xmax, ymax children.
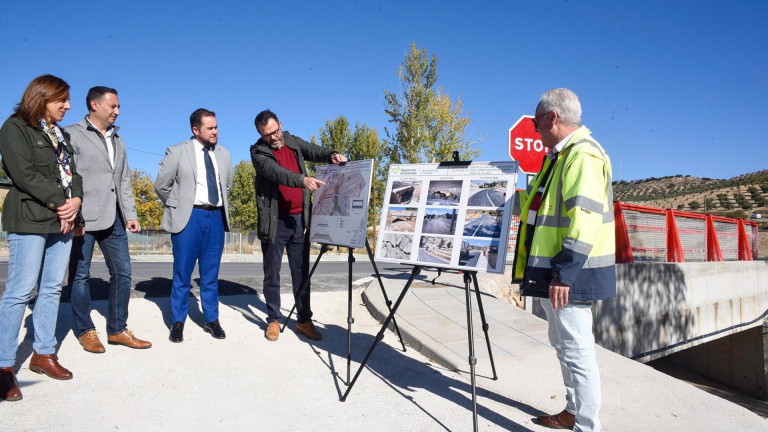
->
<box><xmin>508</xmin><ymin>115</ymin><xmax>549</xmax><ymax>174</ymax></box>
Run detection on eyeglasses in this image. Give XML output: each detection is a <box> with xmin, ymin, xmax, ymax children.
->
<box><xmin>260</xmin><ymin>125</ymin><xmax>281</xmax><ymax>139</ymax></box>
<box><xmin>532</xmin><ymin>111</ymin><xmax>550</xmax><ymax>131</ymax></box>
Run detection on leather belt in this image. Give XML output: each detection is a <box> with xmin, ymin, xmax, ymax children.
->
<box><xmin>193</xmin><ymin>204</ymin><xmax>221</xmax><ymax>211</ymax></box>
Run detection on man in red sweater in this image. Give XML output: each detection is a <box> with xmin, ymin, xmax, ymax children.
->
<box><xmin>250</xmin><ymin>110</ymin><xmax>347</xmax><ymax>342</ymax></box>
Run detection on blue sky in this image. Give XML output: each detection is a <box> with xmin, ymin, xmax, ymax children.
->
<box><xmin>1</xmin><ymin>1</ymin><xmax>766</xmax><ymax>184</ymax></box>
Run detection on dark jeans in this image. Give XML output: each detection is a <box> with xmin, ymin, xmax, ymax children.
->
<box><xmin>68</xmin><ymin>212</ymin><xmax>131</xmax><ymax>336</ymax></box>
<box><xmin>262</xmin><ymin>214</ymin><xmax>312</xmax><ymax>324</ymax></box>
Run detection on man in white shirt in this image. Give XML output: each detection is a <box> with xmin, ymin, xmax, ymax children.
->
<box><xmin>65</xmin><ymin>87</ymin><xmax>151</xmax><ymax>353</ymax></box>
<box><xmin>155</xmin><ymin>109</ymin><xmax>233</xmax><ymax>343</ymax></box>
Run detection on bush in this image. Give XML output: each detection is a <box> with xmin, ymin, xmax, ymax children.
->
<box><xmin>688</xmin><ymin>200</ymin><xmax>701</xmax><ymax>210</ymax></box>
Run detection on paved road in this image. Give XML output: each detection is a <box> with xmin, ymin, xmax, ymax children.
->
<box><xmin>468</xmin><ymin>188</ymin><xmax>505</xmax><ymax>207</ymax></box>
<box><xmin>463</xmin><ymin>213</ymin><xmax>502</xmax><ymax>237</ymax></box>
<box><xmin>0</xmin><ymin>258</ymin><xmax>414</xmax><ymax>300</ymax></box>
<box><xmin>459</xmin><ymin>251</ymin><xmax>488</xmax><ymax>268</ymax></box>
<box><xmin>418</xmin><ymin>249</ymin><xmax>450</xmax><ymax>264</ymax></box>
<box><xmin>422</xmin><ymin>217</ymin><xmax>454</xmax><ymax>235</ymax></box>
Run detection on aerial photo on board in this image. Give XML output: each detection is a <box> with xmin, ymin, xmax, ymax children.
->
<box><xmin>463</xmin><ymin>209</ymin><xmax>503</xmax><ymax>238</ymax></box>
<box><xmin>467</xmin><ymin>180</ymin><xmax>507</xmax><ymax>207</ymax></box>
<box><xmin>389</xmin><ymin>180</ymin><xmax>422</xmax><ymax>205</ymax></box>
<box><xmin>426</xmin><ymin>180</ymin><xmax>463</xmax><ymax>206</ymax></box>
<box><xmin>418</xmin><ymin>236</ymin><xmax>453</xmax><ymax>265</ymax></box>
<box><xmin>312</xmin><ymin>168</ymin><xmax>369</xmax><ymax>217</ymax></box>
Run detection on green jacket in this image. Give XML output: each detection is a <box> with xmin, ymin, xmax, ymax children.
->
<box><xmin>0</xmin><ymin>116</ymin><xmax>83</xmax><ymax>233</ymax></box>
<box><xmin>250</xmin><ymin>132</ymin><xmax>336</xmax><ymax>243</ymax></box>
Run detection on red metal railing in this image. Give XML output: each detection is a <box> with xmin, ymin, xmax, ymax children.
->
<box><xmin>614</xmin><ymin>201</ymin><xmax>759</xmax><ymax>263</ymax></box>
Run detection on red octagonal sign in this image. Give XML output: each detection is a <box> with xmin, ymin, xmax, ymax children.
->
<box><xmin>508</xmin><ymin>115</ymin><xmax>549</xmax><ymax>174</ymax></box>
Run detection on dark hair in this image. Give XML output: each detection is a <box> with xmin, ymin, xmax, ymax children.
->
<box><xmin>254</xmin><ymin>109</ymin><xmax>279</xmax><ymax>128</ymax></box>
<box><xmin>13</xmin><ymin>74</ymin><xmax>70</xmax><ymax>129</ymax></box>
<box><xmin>86</xmin><ymin>86</ymin><xmax>118</xmax><ymax>112</ymax></box>
<box><xmin>190</xmin><ymin>108</ymin><xmax>216</xmax><ymax>130</ymax></box>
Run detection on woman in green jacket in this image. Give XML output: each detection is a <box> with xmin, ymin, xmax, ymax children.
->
<box><xmin>0</xmin><ymin>75</ymin><xmax>84</xmax><ymax>402</ymax></box>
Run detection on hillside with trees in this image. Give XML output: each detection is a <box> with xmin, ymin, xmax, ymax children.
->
<box><xmin>613</xmin><ymin>170</ymin><xmax>768</xmax><ymax>254</ymax></box>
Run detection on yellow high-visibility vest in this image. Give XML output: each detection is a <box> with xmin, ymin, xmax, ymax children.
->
<box><xmin>513</xmin><ymin>126</ymin><xmax>616</xmax><ymax>299</ymax></box>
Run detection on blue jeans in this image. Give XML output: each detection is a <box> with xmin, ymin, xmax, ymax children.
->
<box><xmin>261</xmin><ymin>214</ymin><xmax>312</xmax><ymax>324</ymax></box>
<box><xmin>0</xmin><ymin>232</ymin><xmax>72</xmax><ymax>367</ymax></box>
<box><xmin>540</xmin><ymin>298</ymin><xmax>601</xmax><ymax>432</ymax></box>
<box><xmin>68</xmin><ymin>211</ymin><xmax>131</xmax><ymax>336</ymax></box>
<box><xmin>170</xmin><ymin>208</ymin><xmax>224</xmax><ymax>323</ymax></box>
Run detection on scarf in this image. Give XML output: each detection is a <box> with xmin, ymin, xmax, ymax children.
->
<box><xmin>39</xmin><ymin>119</ymin><xmax>74</xmax><ymax>198</ymax></box>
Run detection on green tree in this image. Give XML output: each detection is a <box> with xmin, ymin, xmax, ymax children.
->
<box><xmin>688</xmin><ymin>200</ymin><xmax>701</xmax><ymax>210</ymax></box>
<box><xmin>131</xmin><ymin>169</ymin><xmax>163</xmax><ymax>228</ymax></box>
<box><xmin>383</xmin><ymin>42</ymin><xmax>480</xmax><ymax>165</ymax></box>
<box><xmin>229</xmin><ymin>160</ymin><xmax>258</xmax><ymax>231</ymax></box>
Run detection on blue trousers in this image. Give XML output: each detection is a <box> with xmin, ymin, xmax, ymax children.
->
<box><xmin>261</xmin><ymin>214</ymin><xmax>312</xmax><ymax>324</ymax></box>
<box><xmin>170</xmin><ymin>208</ymin><xmax>224</xmax><ymax>323</ymax></box>
<box><xmin>69</xmin><ymin>211</ymin><xmax>132</xmax><ymax>336</ymax></box>
<box><xmin>0</xmin><ymin>232</ymin><xmax>72</xmax><ymax>367</ymax></box>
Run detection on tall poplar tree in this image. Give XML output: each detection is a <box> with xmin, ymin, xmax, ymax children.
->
<box><xmin>383</xmin><ymin>42</ymin><xmax>480</xmax><ymax>165</ymax></box>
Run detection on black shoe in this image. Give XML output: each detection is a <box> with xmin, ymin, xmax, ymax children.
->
<box><xmin>169</xmin><ymin>322</ymin><xmax>184</xmax><ymax>343</ymax></box>
<box><xmin>204</xmin><ymin>320</ymin><xmax>226</xmax><ymax>339</ymax></box>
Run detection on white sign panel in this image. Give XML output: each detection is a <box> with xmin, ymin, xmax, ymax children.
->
<box><xmin>375</xmin><ymin>161</ymin><xmax>518</xmax><ymax>274</ymax></box>
<box><xmin>309</xmin><ymin>159</ymin><xmax>374</xmax><ymax>249</ymax></box>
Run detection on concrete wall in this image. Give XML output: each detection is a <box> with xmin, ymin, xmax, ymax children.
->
<box><xmin>662</xmin><ymin>324</ymin><xmax>768</xmax><ymax>399</ymax></box>
<box><xmin>532</xmin><ymin>261</ymin><xmax>768</xmax><ymax>362</ymax></box>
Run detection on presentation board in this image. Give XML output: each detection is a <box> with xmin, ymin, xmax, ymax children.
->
<box><xmin>374</xmin><ymin>161</ymin><xmax>518</xmax><ymax>274</ymax></box>
<box><xmin>309</xmin><ymin>159</ymin><xmax>374</xmax><ymax>249</ymax></box>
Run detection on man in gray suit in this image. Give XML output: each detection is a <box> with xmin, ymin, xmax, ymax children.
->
<box><xmin>65</xmin><ymin>86</ymin><xmax>152</xmax><ymax>353</ymax></box>
<box><xmin>155</xmin><ymin>108</ymin><xmax>233</xmax><ymax>343</ymax></box>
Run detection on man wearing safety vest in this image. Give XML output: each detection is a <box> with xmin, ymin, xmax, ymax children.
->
<box><xmin>513</xmin><ymin>88</ymin><xmax>615</xmax><ymax>431</ymax></box>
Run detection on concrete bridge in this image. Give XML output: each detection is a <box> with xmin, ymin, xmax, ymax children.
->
<box><xmin>530</xmin><ymin>260</ymin><xmax>768</xmax><ymax>399</ymax></box>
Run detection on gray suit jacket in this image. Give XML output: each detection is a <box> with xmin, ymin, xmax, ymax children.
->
<box><xmin>154</xmin><ymin>138</ymin><xmax>233</xmax><ymax>234</ymax></box>
<box><xmin>63</xmin><ymin>117</ymin><xmax>138</xmax><ymax>232</ymax></box>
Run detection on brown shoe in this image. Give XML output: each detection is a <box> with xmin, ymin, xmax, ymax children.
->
<box><xmin>0</xmin><ymin>367</ymin><xmax>22</xmax><ymax>401</ymax></box>
<box><xmin>29</xmin><ymin>352</ymin><xmax>72</xmax><ymax>380</ymax></box>
<box><xmin>295</xmin><ymin>321</ymin><xmax>322</xmax><ymax>341</ymax></box>
<box><xmin>78</xmin><ymin>330</ymin><xmax>106</xmax><ymax>353</ymax></box>
<box><xmin>533</xmin><ymin>409</ymin><xmax>575</xmax><ymax>430</ymax></box>
<box><xmin>107</xmin><ymin>330</ymin><xmax>152</xmax><ymax>349</ymax></box>
<box><xmin>265</xmin><ymin>321</ymin><xmax>280</xmax><ymax>341</ymax></box>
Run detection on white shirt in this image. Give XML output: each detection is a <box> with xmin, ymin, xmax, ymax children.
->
<box><xmin>193</xmin><ymin>139</ymin><xmax>222</xmax><ymax>206</ymax></box>
<box><xmin>86</xmin><ymin>117</ymin><xmax>115</xmax><ymax>168</ymax></box>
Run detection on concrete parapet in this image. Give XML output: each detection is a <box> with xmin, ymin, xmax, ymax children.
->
<box><xmin>585</xmin><ymin>261</ymin><xmax>768</xmax><ymax>362</ymax></box>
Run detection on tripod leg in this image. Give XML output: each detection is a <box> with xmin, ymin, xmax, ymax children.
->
<box><xmin>281</xmin><ymin>244</ymin><xmax>328</xmax><ymax>332</ymax></box>
<box><xmin>341</xmin><ymin>266</ymin><xmax>421</xmax><ymax>402</ymax></box>
<box><xmin>365</xmin><ymin>240</ymin><xmax>407</xmax><ymax>351</ymax></box>
<box><xmin>463</xmin><ymin>272</ymin><xmax>479</xmax><ymax>432</ymax></box>
<box><xmin>472</xmin><ymin>272</ymin><xmax>498</xmax><ymax>380</ymax></box>
<box><xmin>346</xmin><ymin>248</ymin><xmax>354</xmax><ymax>385</ymax></box>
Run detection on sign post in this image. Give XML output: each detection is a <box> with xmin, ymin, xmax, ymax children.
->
<box><xmin>508</xmin><ymin>115</ymin><xmax>548</xmax><ymax>175</ymax></box>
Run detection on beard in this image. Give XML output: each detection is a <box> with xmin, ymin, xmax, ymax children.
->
<box><xmin>199</xmin><ymin>136</ymin><xmax>217</xmax><ymax>147</ymax></box>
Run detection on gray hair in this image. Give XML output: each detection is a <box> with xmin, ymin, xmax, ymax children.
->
<box><xmin>539</xmin><ymin>88</ymin><xmax>581</xmax><ymax>127</ymax></box>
